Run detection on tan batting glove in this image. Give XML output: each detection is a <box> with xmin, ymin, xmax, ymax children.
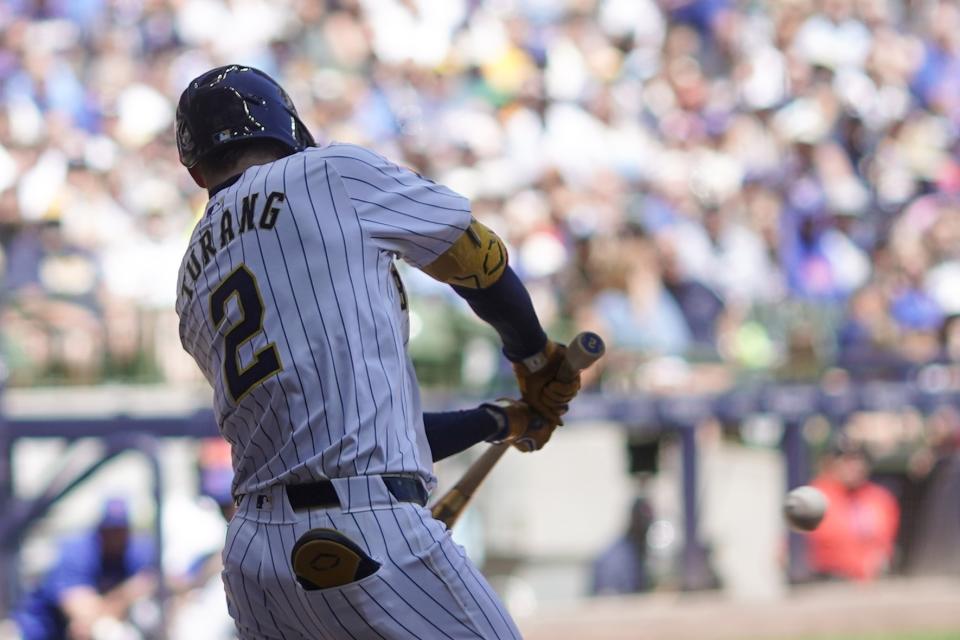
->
<box><xmin>512</xmin><ymin>340</ymin><xmax>581</xmax><ymax>425</ymax></box>
<box><xmin>482</xmin><ymin>399</ymin><xmax>557</xmax><ymax>453</ymax></box>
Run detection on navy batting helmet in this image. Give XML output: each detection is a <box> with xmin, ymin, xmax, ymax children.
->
<box><xmin>176</xmin><ymin>65</ymin><xmax>315</xmax><ymax>168</ymax></box>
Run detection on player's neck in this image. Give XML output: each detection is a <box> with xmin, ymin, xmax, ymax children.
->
<box><xmin>202</xmin><ymin>151</ymin><xmax>288</xmax><ymax>196</ymax></box>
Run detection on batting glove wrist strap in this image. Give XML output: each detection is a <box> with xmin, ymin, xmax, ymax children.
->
<box><xmin>481</xmin><ymin>400</ymin><xmax>512</xmax><ymax>442</ymax></box>
<box><xmin>481</xmin><ymin>399</ymin><xmax>555</xmax><ymax>452</ymax></box>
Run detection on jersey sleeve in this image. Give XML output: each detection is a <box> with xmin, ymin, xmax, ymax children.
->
<box><xmin>317</xmin><ymin>144</ymin><xmax>472</xmax><ymax>268</ymax></box>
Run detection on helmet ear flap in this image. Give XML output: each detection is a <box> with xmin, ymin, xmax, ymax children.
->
<box><xmin>278</xmin><ymin>85</ymin><xmax>315</xmax><ymax>149</ymax></box>
<box><xmin>187</xmin><ymin>165</ymin><xmax>207</xmax><ymax>188</ymax></box>
<box><xmin>176</xmin><ymin>105</ymin><xmax>198</xmax><ymax>167</ymax></box>
<box><xmin>295</xmin><ymin>118</ymin><xmax>316</xmax><ymax>149</ymax></box>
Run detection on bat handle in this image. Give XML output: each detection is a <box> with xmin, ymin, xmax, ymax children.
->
<box><xmin>557</xmin><ymin>331</ymin><xmax>606</xmax><ymax>382</ymax></box>
<box><xmin>522</xmin><ymin>331</ymin><xmax>605</xmax><ymax>436</ymax></box>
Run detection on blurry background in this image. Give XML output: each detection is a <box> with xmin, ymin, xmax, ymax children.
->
<box><xmin>2</xmin><ymin>0</ymin><xmax>960</xmax><ymax>638</ymax></box>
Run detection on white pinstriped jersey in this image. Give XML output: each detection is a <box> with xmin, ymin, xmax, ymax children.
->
<box><xmin>176</xmin><ymin>143</ymin><xmax>471</xmax><ymax>497</ymax></box>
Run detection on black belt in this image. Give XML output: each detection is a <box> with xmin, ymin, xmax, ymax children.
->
<box><xmin>284</xmin><ymin>475</ymin><xmax>428</xmax><ymax>511</ymax></box>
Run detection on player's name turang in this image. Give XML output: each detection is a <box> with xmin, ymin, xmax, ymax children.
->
<box><xmin>179</xmin><ymin>190</ymin><xmax>285</xmax><ymax>301</ymax></box>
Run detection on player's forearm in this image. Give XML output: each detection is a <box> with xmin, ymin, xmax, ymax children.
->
<box><xmin>452</xmin><ymin>265</ymin><xmax>547</xmax><ymax>362</ymax></box>
<box><xmin>418</xmin><ymin>217</ymin><xmax>547</xmax><ymax>361</ymax></box>
<box><xmin>424</xmin><ymin>409</ymin><xmax>503</xmax><ymax>461</ymax></box>
<box><xmin>101</xmin><ymin>572</ymin><xmax>156</xmax><ymax>617</ymax></box>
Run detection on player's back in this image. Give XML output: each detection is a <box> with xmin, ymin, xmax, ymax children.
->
<box><xmin>176</xmin><ymin>144</ymin><xmax>471</xmax><ymax>495</ymax></box>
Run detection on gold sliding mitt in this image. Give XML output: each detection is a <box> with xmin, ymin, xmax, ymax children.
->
<box><xmin>291</xmin><ymin>528</ymin><xmax>381</xmax><ymax>590</ymax></box>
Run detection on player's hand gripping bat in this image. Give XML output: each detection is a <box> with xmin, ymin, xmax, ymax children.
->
<box><xmin>430</xmin><ymin>331</ymin><xmax>606</xmax><ymax>528</ymax></box>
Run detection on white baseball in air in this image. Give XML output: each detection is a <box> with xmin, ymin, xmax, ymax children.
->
<box><xmin>783</xmin><ymin>485</ymin><xmax>827</xmax><ymax>532</ymax></box>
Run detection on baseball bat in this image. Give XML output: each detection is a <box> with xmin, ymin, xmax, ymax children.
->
<box><xmin>430</xmin><ymin>331</ymin><xmax>606</xmax><ymax>528</ymax></box>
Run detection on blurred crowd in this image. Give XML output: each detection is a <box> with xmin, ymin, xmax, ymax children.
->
<box><xmin>5</xmin><ymin>0</ymin><xmax>960</xmax><ymax>387</ymax></box>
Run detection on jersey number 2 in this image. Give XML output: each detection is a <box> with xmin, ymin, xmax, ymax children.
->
<box><xmin>210</xmin><ymin>265</ymin><xmax>282</xmax><ymax>401</ymax></box>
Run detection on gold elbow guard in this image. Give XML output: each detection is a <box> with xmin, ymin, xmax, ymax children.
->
<box><xmin>422</xmin><ymin>218</ymin><xmax>507</xmax><ymax>289</ymax></box>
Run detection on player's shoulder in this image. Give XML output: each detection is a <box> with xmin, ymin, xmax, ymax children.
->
<box><xmin>312</xmin><ymin>141</ymin><xmax>384</xmax><ymax>161</ymax></box>
<box><xmin>307</xmin><ymin>142</ymin><xmax>392</xmax><ymax>174</ymax></box>
<box><xmin>50</xmin><ymin>532</ymin><xmax>99</xmax><ymax>572</ymax></box>
<box><xmin>56</xmin><ymin>532</ymin><xmax>96</xmax><ymax>557</ymax></box>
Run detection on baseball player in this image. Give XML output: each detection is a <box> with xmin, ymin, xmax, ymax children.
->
<box><xmin>174</xmin><ymin>65</ymin><xmax>580</xmax><ymax>639</ymax></box>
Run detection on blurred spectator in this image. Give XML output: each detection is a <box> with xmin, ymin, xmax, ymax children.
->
<box><xmin>589</xmin><ymin>497</ymin><xmax>655</xmax><ymax>596</ymax></box>
<box><xmin>588</xmin><ymin>232</ymin><xmax>693</xmax><ymax>357</ymax></box>
<box><xmin>12</xmin><ymin>498</ymin><xmax>157</xmax><ymax>640</ymax></box>
<box><xmin>807</xmin><ymin>437</ymin><xmax>900</xmax><ymax>582</ymax></box>
<box><xmin>836</xmin><ymin>282</ymin><xmax>912</xmax><ymax>378</ymax></box>
<box><xmin>196</xmin><ymin>437</ymin><xmax>236</xmax><ymax>522</ymax></box>
<box><xmin>792</xmin><ymin>0</ymin><xmax>872</xmax><ymax>72</ymax></box>
<box><xmin>657</xmin><ymin>234</ymin><xmax>725</xmax><ymax>354</ymax></box>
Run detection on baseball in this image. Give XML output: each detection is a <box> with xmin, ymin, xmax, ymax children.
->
<box><xmin>783</xmin><ymin>485</ymin><xmax>827</xmax><ymax>532</ymax></box>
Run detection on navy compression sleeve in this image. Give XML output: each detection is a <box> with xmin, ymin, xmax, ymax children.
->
<box><xmin>452</xmin><ymin>265</ymin><xmax>547</xmax><ymax>362</ymax></box>
<box><xmin>423</xmin><ymin>409</ymin><xmax>502</xmax><ymax>462</ymax></box>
